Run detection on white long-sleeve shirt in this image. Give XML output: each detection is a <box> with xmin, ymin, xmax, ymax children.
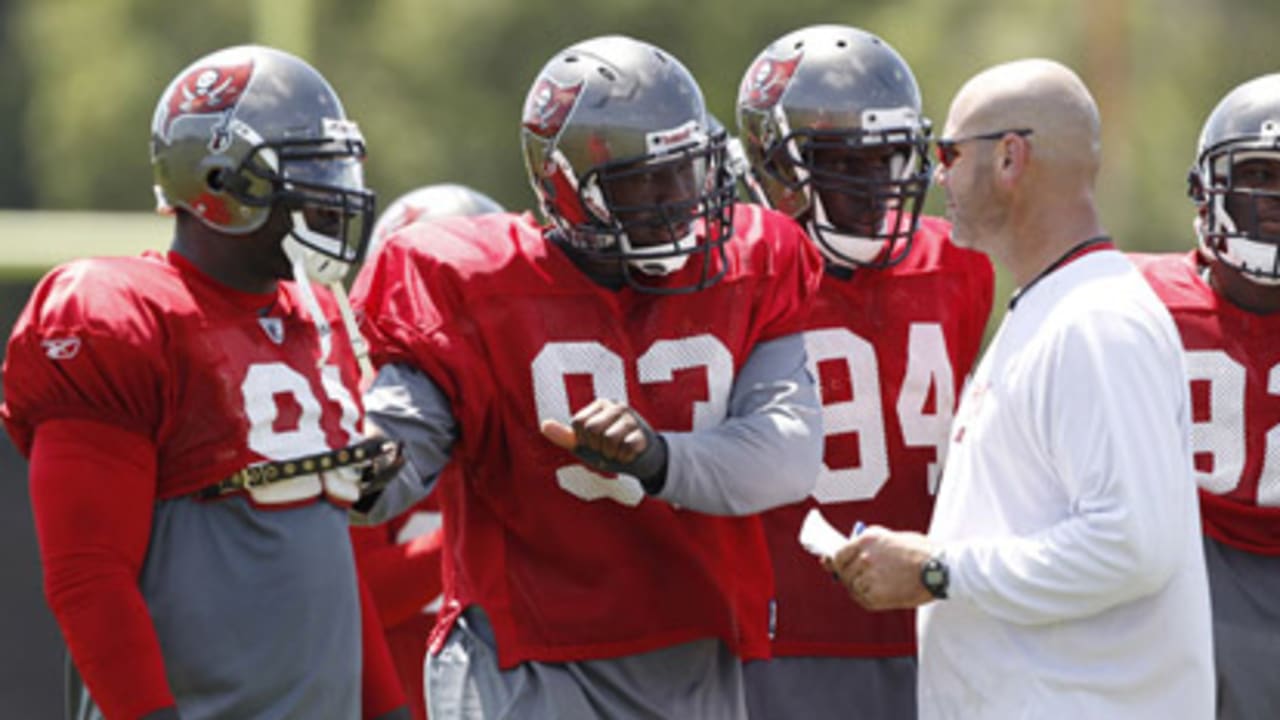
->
<box><xmin>918</xmin><ymin>249</ymin><xmax>1214</xmax><ymax>719</ymax></box>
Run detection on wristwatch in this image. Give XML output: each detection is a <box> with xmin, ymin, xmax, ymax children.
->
<box><xmin>920</xmin><ymin>553</ymin><xmax>949</xmax><ymax>600</ymax></box>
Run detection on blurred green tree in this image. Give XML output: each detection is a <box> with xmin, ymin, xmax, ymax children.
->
<box><xmin>5</xmin><ymin>0</ymin><xmax>1280</xmax><ymax>257</ymax></box>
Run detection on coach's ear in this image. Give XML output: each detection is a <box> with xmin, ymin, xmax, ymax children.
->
<box><xmin>994</xmin><ymin>131</ymin><xmax>1031</xmax><ymax>190</ymax></box>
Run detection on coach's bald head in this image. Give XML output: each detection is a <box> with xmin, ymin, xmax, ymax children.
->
<box><xmin>947</xmin><ymin>58</ymin><xmax>1101</xmax><ymax>185</ymax></box>
<box><xmin>937</xmin><ymin>59</ymin><xmax>1106</xmax><ymax>284</ymax></box>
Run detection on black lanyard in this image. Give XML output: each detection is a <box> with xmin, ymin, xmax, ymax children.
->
<box><xmin>1008</xmin><ymin>235</ymin><xmax>1114</xmax><ymax>310</ymax></box>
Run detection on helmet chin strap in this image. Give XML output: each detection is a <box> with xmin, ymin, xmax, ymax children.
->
<box><xmin>282</xmin><ymin>232</ymin><xmax>376</xmax><ymax>382</ymax></box>
<box><xmin>327</xmin><ymin>281</ymin><xmax>375</xmax><ymax>381</ymax></box>
<box><xmin>620</xmin><ymin>230</ymin><xmax>696</xmax><ymax>276</ymax></box>
<box><xmin>809</xmin><ymin>195</ymin><xmax>888</xmax><ymax>267</ymax></box>
<box><xmin>286</xmin><ymin>249</ymin><xmax>334</xmax><ymax>362</ymax></box>
<box><xmin>1201</xmin><ymin>199</ymin><xmax>1280</xmax><ymax>287</ymax></box>
<box><xmin>288</xmin><ymin>212</ymin><xmax>350</xmax><ymax>284</ymax></box>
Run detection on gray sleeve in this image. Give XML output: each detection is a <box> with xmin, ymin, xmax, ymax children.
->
<box><xmin>351</xmin><ymin>362</ymin><xmax>459</xmax><ymax>525</ymax></box>
<box><xmin>655</xmin><ymin>333</ymin><xmax>822</xmax><ymax>516</ymax></box>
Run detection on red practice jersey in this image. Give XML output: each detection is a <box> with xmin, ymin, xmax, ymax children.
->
<box><xmin>767</xmin><ymin>217</ymin><xmax>994</xmax><ymax>657</ymax></box>
<box><xmin>1133</xmin><ymin>251</ymin><xmax>1280</xmax><ymax>555</ymax></box>
<box><xmin>2</xmin><ymin>250</ymin><xmax>378</xmax><ymax>718</ymax></box>
<box><xmin>3</xmin><ymin>251</ymin><xmax>365</xmax><ymax>498</ymax></box>
<box><xmin>352</xmin><ymin>206</ymin><xmax>823</xmax><ymax>668</ymax></box>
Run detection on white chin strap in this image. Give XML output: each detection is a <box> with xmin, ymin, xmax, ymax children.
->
<box><xmin>282</xmin><ymin>233</ymin><xmax>376</xmax><ymax>382</ymax></box>
<box><xmin>1199</xmin><ymin>204</ymin><xmax>1280</xmax><ymax>287</ymax></box>
<box><xmin>620</xmin><ymin>230</ymin><xmax>697</xmax><ymax>276</ymax></box>
<box><xmin>287</xmin><ymin>212</ymin><xmax>351</xmax><ymax>284</ymax></box>
<box><xmin>810</xmin><ymin>196</ymin><xmax>888</xmax><ymax>267</ymax></box>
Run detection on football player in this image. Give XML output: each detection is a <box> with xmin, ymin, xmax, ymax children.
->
<box><xmin>369</xmin><ymin>183</ymin><xmax>504</xmax><ymax>255</ymax></box>
<box><xmin>351</xmin><ymin>182</ymin><xmax>504</xmax><ymax>720</ymax></box>
<box><xmin>1131</xmin><ymin>74</ymin><xmax>1280</xmax><ymax>720</ymax></box>
<box><xmin>350</xmin><ymin>35</ymin><xmax>825</xmax><ymax>718</ymax></box>
<box><xmin>2</xmin><ymin>45</ymin><xmax>407</xmax><ymax>719</ymax></box>
<box><xmin>733</xmin><ymin>25</ymin><xmax>994</xmax><ymax>719</ymax></box>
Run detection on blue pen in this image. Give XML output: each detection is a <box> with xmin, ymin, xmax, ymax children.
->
<box><xmin>853</xmin><ymin>520</ymin><xmax>866</xmax><ymax>536</ymax></box>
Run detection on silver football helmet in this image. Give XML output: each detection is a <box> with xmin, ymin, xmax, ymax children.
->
<box><xmin>736</xmin><ymin>25</ymin><xmax>931</xmax><ymax>268</ymax></box>
<box><xmin>370</xmin><ymin>183</ymin><xmax>505</xmax><ymax>254</ymax></box>
<box><xmin>150</xmin><ymin>45</ymin><xmax>375</xmax><ymax>284</ymax></box>
<box><xmin>520</xmin><ymin>35</ymin><xmax>734</xmax><ymax>293</ymax></box>
<box><xmin>1190</xmin><ymin>73</ymin><xmax>1280</xmax><ymax>285</ymax></box>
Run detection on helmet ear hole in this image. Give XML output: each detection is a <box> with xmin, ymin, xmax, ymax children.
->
<box><xmin>765</xmin><ymin>155</ymin><xmax>792</xmax><ymax>186</ymax></box>
<box><xmin>206</xmin><ymin>169</ymin><xmax>226</xmax><ymax>192</ymax></box>
<box><xmin>150</xmin><ymin>45</ymin><xmax>372</xmax><ymax>252</ymax></box>
<box><xmin>212</xmin><ymin>167</ymin><xmax>255</xmax><ymax>198</ymax></box>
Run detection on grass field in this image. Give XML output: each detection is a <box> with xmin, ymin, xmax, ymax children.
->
<box><xmin>0</xmin><ymin>210</ymin><xmax>171</xmax><ymax>280</ymax></box>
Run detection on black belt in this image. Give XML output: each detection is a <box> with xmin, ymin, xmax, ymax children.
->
<box><xmin>197</xmin><ymin>437</ymin><xmax>399</xmax><ymax>499</ymax></box>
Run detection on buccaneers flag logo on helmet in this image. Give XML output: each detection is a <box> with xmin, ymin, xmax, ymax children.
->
<box><xmin>158</xmin><ymin>60</ymin><xmax>255</xmax><ymax>139</ymax></box>
<box><xmin>523</xmin><ymin>78</ymin><xmax>584</xmax><ymax>139</ymax></box>
<box><xmin>740</xmin><ymin>53</ymin><xmax>803</xmax><ymax>111</ymax></box>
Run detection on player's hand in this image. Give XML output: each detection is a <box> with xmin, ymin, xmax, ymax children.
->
<box><xmin>824</xmin><ymin>526</ymin><xmax>935</xmax><ymax>611</ymax></box>
<box><xmin>541</xmin><ymin>398</ymin><xmax>651</xmax><ymax>464</ymax></box>
<box><xmin>362</xmin><ymin>436</ymin><xmax>405</xmax><ymax>489</ymax></box>
<box><xmin>540</xmin><ymin>399</ymin><xmax>667</xmax><ymax>486</ymax></box>
<box><xmin>352</xmin><ymin>433</ymin><xmax>405</xmax><ymax>514</ymax></box>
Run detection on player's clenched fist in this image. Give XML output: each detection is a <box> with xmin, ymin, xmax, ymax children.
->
<box><xmin>542</xmin><ymin>398</ymin><xmax>647</xmax><ymax>463</ymax></box>
<box><xmin>540</xmin><ymin>399</ymin><xmax>668</xmax><ymax>489</ymax></box>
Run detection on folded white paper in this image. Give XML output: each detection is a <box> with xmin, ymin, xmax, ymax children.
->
<box><xmin>799</xmin><ymin>507</ymin><xmax>856</xmax><ymax>558</ymax></box>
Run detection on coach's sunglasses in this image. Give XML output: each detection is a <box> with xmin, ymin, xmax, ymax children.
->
<box><xmin>934</xmin><ymin>128</ymin><xmax>1034</xmax><ymax>169</ymax></box>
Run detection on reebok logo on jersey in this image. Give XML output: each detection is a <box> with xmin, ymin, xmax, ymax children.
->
<box><xmin>42</xmin><ymin>337</ymin><xmax>82</xmax><ymax>360</ymax></box>
<box><xmin>259</xmin><ymin>317</ymin><xmax>285</xmax><ymax>344</ymax></box>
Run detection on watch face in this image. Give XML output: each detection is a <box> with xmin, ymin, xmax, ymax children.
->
<box><xmin>922</xmin><ymin>557</ymin><xmax>949</xmax><ymax>599</ymax></box>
